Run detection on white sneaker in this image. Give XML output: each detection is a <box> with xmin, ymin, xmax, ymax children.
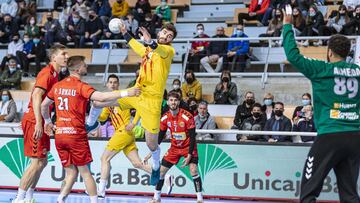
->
<box><xmin>164</xmin><ymin>174</ymin><xmax>174</xmax><ymax>195</ymax></box>
<box><xmin>148</xmin><ymin>198</ymin><xmax>161</xmax><ymax>203</ymax></box>
<box><xmin>26</xmin><ymin>199</ymin><xmax>35</xmax><ymax>203</ymax></box>
<box><xmin>302</xmin><ymin>40</ymin><xmax>309</xmax><ymax>47</ymax></box>
<box><xmin>11</xmin><ymin>199</ymin><xmax>26</xmax><ymax>203</ymax></box>
<box><xmin>98</xmin><ymin>189</ymin><xmax>105</xmax><ymax>199</ymax></box>
<box><xmin>313</xmin><ymin>40</ymin><xmax>323</xmax><ymax>46</ymax></box>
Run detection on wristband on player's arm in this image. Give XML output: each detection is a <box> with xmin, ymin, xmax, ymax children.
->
<box><xmin>158</xmin><ymin>130</ymin><xmax>167</xmax><ymax>144</ymax></box>
<box><xmin>44</xmin><ymin>118</ymin><xmax>52</xmax><ymax>124</ymax></box>
<box><xmin>188</xmin><ymin>128</ymin><xmax>196</xmax><ymax>155</ymax></box>
<box><xmin>123</xmin><ymin>32</ymin><xmax>133</xmax><ymax>43</ymax></box>
<box><xmin>145</xmin><ymin>39</ymin><xmax>158</xmax><ymax>50</ymax></box>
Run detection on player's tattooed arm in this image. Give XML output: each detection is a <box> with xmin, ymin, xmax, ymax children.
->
<box><xmin>41</xmin><ymin>97</ymin><xmax>55</xmax><ymax>135</ymax></box>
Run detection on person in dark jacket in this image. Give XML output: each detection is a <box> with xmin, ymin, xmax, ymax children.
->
<box><xmin>133</xmin><ymin>0</ymin><xmax>151</xmax><ymax>23</ymax></box>
<box><xmin>91</xmin><ymin>0</ymin><xmax>112</xmax><ymax>26</ymax></box>
<box><xmin>66</xmin><ymin>11</ymin><xmax>86</xmax><ymax>48</ymax></box>
<box><xmin>233</xmin><ymin>91</ymin><xmax>255</xmax><ymax>128</ymax></box>
<box><xmin>238</xmin><ymin>103</ymin><xmax>266</xmax><ymax>141</ymax></box>
<box><xmin>263</xmin><ymin>102</ymin><xmax>292</xmax><ymax>142</ymax></box>
<box><xmin>42</xmin><ymin>11</ymin><xmax>67</xmax><ymax>48</ymax></box>
<box><xmin>0</xmin><ymin>58</ymin><xmax>22</xmax><ymax>90</ymax></box>
<box><xmin>299</xmin><ymin>5</ymin><xmax>324</xmax><ymax>46</ymax></box>
<box><xmin>0</xmin><ymin>14</ymin><xmax>19</xmax><ymax>43</ymax></box>
<box><xmin>140</xmin><ymin>13</ymin><xmax>157</xmax><ymax>38</ymax></box>
<box><xmin>292</xmin><ymin>105</ymin><xmax>316</xmax><ymax>143</ymax></box>
<box><xmin>214</xmin><ymin>70</ymin><xmax>238</xmax><ymax>104</ymax></box>
<box><xmin>261</xmin><ymin>0</ymin><xmax>286</xmax><ymax>26</ymax></box>
<box><xmin>200</xmin><ymin>26</ymin><xmax>228</xmax><ymax>73</ymax></box>
<box><xmin>292</xmin><ymin>7</ymin><xmax>306</xmax><ymax>36</ymax></box>
<box><xmin>85</xmin><ymin>9</ymin><xmax>103</xmax><ymax>48</ymax></box>
<box><xmin>343</xmin><ymin>5</ymin><xmax>360</xmax><ymax>36</ymax></box>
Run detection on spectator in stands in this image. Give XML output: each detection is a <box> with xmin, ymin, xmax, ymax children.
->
<box><xmin>16</xmin><ymin>34</ymin><xmax>46</xmax><ymax>77</ymax></box>
<box><xmin>127</xmin><ymin>69</ymin><xmax>140</xmax><ymax>88</ymax></box>
<box><xmin>0</xmin><ymin>0</ymin><xmax>18</xmax><ymax>18</ymax></box>
<box><xmin>172</xmin><ymin>78</ymin><xmax>181</xmax><ymax>91</ymax></box>
<box><xmin>233</xmin><ymin>91</ymin><xmax>255</xmax><ymax>129</ymax></box>
<box><xmin>292</xmin><ymin>7</ymin><xmax>306</xmax><ymax>36</ymax></box>
<box><xmin>66</xmin><ymin>11</ymin><xmax>86</xmax><ymax>48</ymax></box>
<box><xmin>59</xmin><ymin>0</ymin><xmax>73</xmax><ymax>29</ymax></box>
<box><xmin>0</xmin><ymin>90</ymin><xmax>18</xmax><ymax>122</ymax></box>
<box><xmin>24</xmin><ymin>15</ymin><xmax>40</xmax><ymax>38</ymax></box>
<box><xmin>188</xmin><ymin>97</ymin><xmax>198</xmax><ymax>116</ymax></box>
<box><xmin>227</xmin><ymin>24</ymin><xmax>249</xmax><ymax>72</ymax></box>
<box><xmin>15</xmin><ymin>0</ymin><xmax>30</xmax><ymax>26</ymax></box>
<box><xmin>343</xmin><ymin>0</ymin><xmax>358</xmax><ymax>13</ymax></box>
<box><xmin>112</xmin><ymin>0</ymin><xmax>129</xmax><ymax>19</ymax></box>
<box><xmin>343</xmin><ymin>5</ymin><xmax>360</xmax><ymax>35</ymax></box>
<box><xmin>263</xmin><ymin>102</ymin><xmax>292</xmax><ymax>142</ymax></box>
<box><xmin>124</xmin><ymin>12</ymin><xmax>139</xmax><ymax>38</ymax></box>
<box><xmin>85</xmin><ymin>9</ymin><xmax>103</xmax><ymax>48</ymax></box>
<box><xmin>299</xmin><ymin>5</ymin><xmax>324</xmax><ymax>47</ymax></box>
<box><xmin>71</xmin><ymin>0</ymin><xmax>90</xmax><ymax>20</ymax></box>
<box><xmin>182</xmin><ymin>70</ymin><xmax>202</xmax><ymax>102</ymax></box>
<box><xmin>16</xmin><ymin>33</ymin><xmax>32</xmax><ymax>76</ymax></box>
<box><xmin>287</xmin><ymin>0</ymin><xmax>299</xmax><ymax>9</ymax></box>
<box><xmin>214</xmin><ymin>70</ymin><xmax>238</xmax><ymax>105</ymax></box>
<box><xmin>42</xmin><ymin>11</ymin><xmax>67</xmax><ymax>48</ymax></box>
<box><xmin>140</xmin><ymin>13</ymin><xmax>157</xmax><ymax>38</ymax></box>
<box><xmin>195</xmin><ymin>100</ymin><xmax>216</xmax><ymax>140</ymax></box>
<box><xmin>27</xmin><ymin>0</ymin><xmax>37</xmax><ymax>17</ymax></box>
<box><xmin>292</xmin><ymin>105</ymin><xmax>316</xmax><ymax>143</ymax></box>
<box><xmin>292</xmin><ymin>92</ymin><xmax>311</xmax><ymax>121</ymax></box>
<box><xmin>200</xmin><ymin>26</ymin><xmax>228</xmax><ymax>73</ymax></box>
<box><xmin>320</xmin><ymin>5</ymin><xmax>353</xmax><ymax>38</ymax></box>
<box><xmin>237</xmin><ymin>103</ymin><xmax>265</xmax><ymax>142</ymax></box>
<box><xmin>0</xmin><ymin>14</ymin><xmax>19</xmax><ymax>43</ymax></box>
<box><xmin>262</xmin><ymin>0</ymin><xmax>286</xmax><ymax>26</ymax></box>
<box><xmin>92</xmin><ymin>0</ymin><xmax>112</xmax><ymax>26</ymax></box>
<box><xmin>298</xmin><ymin>0</ymin><xmax>317</xmax><ymax>16</ymax></box>
<box><xmin>134</xmin><ymin>0</ymin><xmax>151</xmax><ymax>23</ymax></box>
<box><xmin>155</xmin><ymin>0</ymin><xmax>172</xmax><ymax>23</ymax></box>
<box><xmin>261</xmin><ymin>92</ymin><xmax>275</xmax><ymax>120</ymax></box>
<box><xmin>0</xmin><ymin>57</ymin><xmax>21</xmax><ymax>90</ymax></box>
<box><xmin>0</xmin><ymin>33</ymin><xmax>22</xmax><ymax>72</ymax></box>
<box><xmin>183</xmin><ymin>24</ymin><xmax>209</xmax><ymax>72</ymax></box>
<box><xmin>237</xmin><ymin>0</ymin><xmax>270</xmax><ymax>25</ymax></box>
<box><xmin>259</xmin><ymin>8</ymin><xmax>283</xmax><ymax>47</ymax></box>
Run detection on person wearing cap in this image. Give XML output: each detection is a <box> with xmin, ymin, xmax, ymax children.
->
<box><xmin>0</xmin><ymin>57</ymin><xmax>22</xmax><ymax>90</ymax></box>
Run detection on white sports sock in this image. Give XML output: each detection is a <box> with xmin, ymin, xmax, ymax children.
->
<box><xmin>98</xmin><ymin>179</ymin><xmax>108</xmax><ymax>193</ymax></box>
<box><xmin>25</xmin><ymin>188</ymin><xmax>34</xmax><ymax>200</ymax></box>
<box><xmin>153</xmin><ymin>190</ymin><xmax>161</xmax><ymax>200</ymax></box>
<box><xmin>86</xmin><ymin>106</ymin><xmax>103</xmax><ymax>126</ymax></box>
<box><xmin>151</xmin><ymin>147</ymin><xmax>160</xmax><ymax>170</ymax></box>
<box><xmin>15</xmin><ymin>188</ymin><xmax>26</xmax><ymax>200</ymax></box>
<box><xmin>196</xmin><ymin>192</ymin><xmax>203</xmax><ymax>201</ymax></box>
<box><xmin>57</xmin><ymin>194</ymin><xmax>66</xmax><ymax>203</ymax></box>
<box><xmin>90</xmin><ymin>195</ymin><xmax>98</xmax><ymax>203</ymax></box>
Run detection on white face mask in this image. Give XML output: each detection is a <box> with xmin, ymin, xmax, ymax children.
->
<box><xmin>9</xmin><ymin>66</ymin><xmax>16</xmax><ymax>73</ymax></box>
<box><xmin>197</xmin><ymin>29</ymin><xmax>204</xmax><ymax>35</ymax></box>
<box><xmin>23</xmin><ymin>38</ymin><xmax>30</xmax><ymax>43</ymax></box>
<box><xmin>30</xmin><ymin>19</ymin><xmax>35</xmax><ymax>25</ymax></box>
<box><xmin>173</xmin><ymin>84</ymin><xmax>180</xmax><ymax>90</ymax></box>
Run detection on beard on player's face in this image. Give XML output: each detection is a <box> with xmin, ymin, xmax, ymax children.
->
<box><xmin>157</xmin><ymin>32</ymin><xmax>172</xmax><ymax>44</ymax></box>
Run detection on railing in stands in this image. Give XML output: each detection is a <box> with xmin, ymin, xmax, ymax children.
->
<box><xmin>99</xmin><ymin>35</ymin><xmax>360</xmax><ymax>88</ymax></box>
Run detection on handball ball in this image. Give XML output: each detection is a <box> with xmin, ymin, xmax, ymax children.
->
<box><xmin>109</xmin><ymin>18</ymin><xmax>124</xmax><ymax>34</ymax></box>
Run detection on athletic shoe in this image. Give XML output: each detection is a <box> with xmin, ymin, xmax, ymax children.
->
<box><xmin>164</xmin><ymin>174</ymin><xmax>174</xmax><ymax>195</ymax></box>
<box><xmin>150</xmin><ymin>164</ymin><xmax>161</xmax><ymax>186</ymax></box>
<box><xmin>26</xmin><ymin>199</ymin><xmax>35</xmax><ymax>203</ymax></box>
<box><xmin>85</xmin><ymin>121</ymin><xmax>100</xmax><ymax>133</ymax></box>
<box><xmin>98</xmin><ymin>190</ymin><xmax>105</xmax><ymax>199</ymax></box>
<box><xmin>197</xmin><ymin>201</ymin><xmax>204</xmax><ymax>203</ymax></box>
<box><xmin>11</xmin><ymin>199</ymin><xmax>26</xmax><ymax>203</ymax></box>
<box><xmin>148</xmin><ymin>198</ymin><xmax>161</xmax><ymax>203</ymax></box>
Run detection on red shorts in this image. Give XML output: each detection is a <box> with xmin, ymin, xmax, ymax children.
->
<box><xmin>55</xmin><ymin>135</ymin><xmax>93</xmax><ymax>167</ymax></box>
<box><xmin>163</xmin><ymin>146</ymin><xmax>198</xmax><ymax>165</ymax></box>
<box><xmin>22</xmin><ymin>119</ymin><xmax>50</xmax><ymax>158</ymax></box>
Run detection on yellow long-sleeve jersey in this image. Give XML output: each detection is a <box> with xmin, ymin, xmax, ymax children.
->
<box><xmin>98</xmin><ymin>106</ymin><xmax>131</xmax><ymax>132</ymax></box>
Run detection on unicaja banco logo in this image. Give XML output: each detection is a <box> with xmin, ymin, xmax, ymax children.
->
<box><xmin>175</xmin><ymin>144</ymin><xmax>237</xmax><ymax>184</ymax></box>
<box><xmin>0</xmin><ymin>138</ymin><xmax>55</xmax><ymax>179</ymax></box>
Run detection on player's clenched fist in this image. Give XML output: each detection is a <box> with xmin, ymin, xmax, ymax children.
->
<box><xmin>127</xmin><ymin>87</ymin><xmax>141</xmax><ymax>97</ymax></box>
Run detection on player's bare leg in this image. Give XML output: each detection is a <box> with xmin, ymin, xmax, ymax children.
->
<box><xmin>78</xmin><ymin>165</ymin><xmax>98</xmax><ymax>203</ymax></box>
<box><xmin>57</xmin><ymin>165</ymin><xmax>79</xmax><ymax>203</ymax></box>
<box><xmin>14</xmin><ymin>158</ymin><xmax>48</xmax><ymax>202</ymax></box>
<box><xmin>126</xmin><ymin>150</ymin><xmax>152</xmax><ymax>173</ymax></box>
<box><xmin>145</xmin><ymin>131</ymin><xmax>161</xmax><ymax>185</ymax></box>
<box><xmin>98</xmin><ymin>150</ymin><xmax>118</xmax><ymax>197</ymax></box>
<box><xmin>189</xmin><ymin>163</ymin><xmax>203</xmax><ymax>203</ymax></box>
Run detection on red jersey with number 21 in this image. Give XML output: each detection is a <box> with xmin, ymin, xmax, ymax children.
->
<box><xmin>160</xmin><ymin>109</ymin><xmax>196</xmax><ymax>149</ymax></box>
<box><xmin>47</xmin><ymin>76</ymin><xmax>95</xmax><ymax>138</ymax></box>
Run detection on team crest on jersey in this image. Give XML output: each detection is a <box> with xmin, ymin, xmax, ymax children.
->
<box><xmin>167</xmin><ymin>122</ymin><xmax>171</xmax><ymax>127</ymax></box>
<box><xmin>179</xmin><ymin>122</ymin><xmax>185</xmax><ymax>127</ymax></box>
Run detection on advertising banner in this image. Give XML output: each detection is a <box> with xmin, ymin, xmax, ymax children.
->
<box><xmin>0</xmin><ymin>137</ymin><xmax>349</xmax><ymax>201</ymax></box>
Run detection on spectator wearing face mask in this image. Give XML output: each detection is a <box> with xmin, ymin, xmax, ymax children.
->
<box><xmin>343</xmin><ymin>5</ymin><xmax>360</xmax><ymax>35</ymax></box>
<box><xmin>124</xmin><ymin>12</ymin><xmax>139</xmax><ymax>38</ymax></box>
<box><xmin>263</xmin><ymin>102</ymin><xmax>292</xmax><ymax>142</ymax></box>
<box><xmin>183</xmin><ymin>24</ymin><xmax>210</xmax><ymax>72</ymax></box>
<box><xmin>16</xmin><ymin>34</ymin><xmax>46</xmax><ymax>77</ymax></box>
<box><xmin>292</xmin><ymin>105</ymin><xmax>316</xmax><ymax>143</ymax></box>
<box><xmin>155</xmin><ymin>0</ymin><xmax>171</xmax><ymax>22</ymax></box>
<box><xmin>214</xmin><ymin>70</ymin><xmax>238</xmax><ymax>105</ymax></box>
<box><xmin>140</xmin><ymin>13</ymin><xmax>157</xmax><ymax>38</ymax></box>
<box><xmin>237</xmin><ymin>103</ymin><xmax>266</xmax><ymax>142</ymax></box>
<box><xmin>134</xmin><ymin>0</ymin><xmax>151</xmax><ymax>23</ymax></box>
<box><xmin>299</xmin><ymin>5</ymin><xmax>324</xmax><ymax>47</ymax></box>
<box><xmin>343</xmin><ymin>0</ymin><xmax>358</xmax><ymax>13</ymax></box>
<box><xmin>112</xmin><ymin>0</ymin><xmax>129</xmax><ymax>19</ymax></box>
<box><xmin>200</xmin><ymin>26</ymin><xmax>228</xmax><ymax>73</ymax></box>
<box><xmin>0</xmin><ymin>90</ymin><xmax>18</xmax><ymax>122</ymax></box>
<box><xmin>259</xmin><ymin>8</ymin><xmax>283</xmax><ymax>46</ymax></box>
<box><xmin>237</xmin><ymin>0</ymin><xmax>270</xmax><ymax>25</ymax></box>
<box><xmin>261</xmin><ymin>92</ymin><xmax>275</xmax><ymax>120</ymax></box>
<box><xmin>292</xmin><ymin>93</ymin><xmax>311</xmax><ymax>122</ymax></box>
<box><xmin>181</xmin><ymin>70</ymin><xmax>202</xmax><ymax>103</ymax></box>
<box><xmin>292</xmin><ymin>7</ymin><xmax>306</xmax><ymax>36</ymax></box>
<box><xmin>16</xmin><ymin>33</ymin><xmax>32</xmax><ymax>76</ymax></box>
<box><xmin>188</xmin><ymin>97</ymin><xmax>198</xmax><ymax>116</ymax></box>
<box><xmin>0</xmin><ymin>58</ymin><xmax>21</xmax><ymax>90</ymax></box>
<box><xmin>66</xmin><ymin>11</ymin><xmax>86</xmax><ymax>48</ymax></box>
<box><xmin>1</xmin><ymin>0</ymin><xmax>18</xmax><ymax>18</ymax></box>
<box><xmin>24</xmin><ymin>15</ymin><xmax>40</xmax><ymax>38</ymax></box>
<box><xmin>319</xmin><ymin>5</ymin><xmax>351</xmax><ymax>37</ymax></box>
<box><xmin>91</xmin><ymin>0</ymin><xmax>112</xmax><ymax>26</ymax></box>
<box><xmin>71</xmin><ymin>0</ymin><xmax>90</xmax><ymax>20</ymax></box>
<box><xmin>0</xmin><ymin>33</ymin><xmax>22</xmax><ymax>72</ymax></box>
<box><xmin>233</xmin><ymin>91</ymin><xmax>255</xmax><ymax>129</ymax></box>
<box><xmin>85</xmin><ymin>9</ymin><xmax>103</xmax><ymax>48</ymax></box>
<box><xmin>227</xmin><ymin>24</ymin><xmax>249</xmax><ymax>72</ymax></box>
<box><xmin>0</xmin><ymin>14</ymin><xmax>19</xmax><ymax>43</ymax></box>
<box><xmin>171</xmin><ymin>78</ymin><xmax>181</xmax><ymax>91</ymax></box>
<box><xmin>42</xmin><ymin>11</ymin><xmax>67</xmax><ymax>48</ymax></box>
<box><xmin>127</xmin><ymin>69</ymin><xmax>140</xmax><ymax>88</ymax></box>
<box><xmin>195</xmin><ymin>100</ymin><xmax>216</xmax><ymax>140</ymax></box>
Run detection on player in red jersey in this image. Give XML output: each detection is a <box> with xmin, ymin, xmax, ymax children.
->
<box><xmin>146</xmin><ymin>91</ymin><xmax>203</xmax><ymax>203</ymax></box>
<box><xmin>40</xmin><ymin>56</ymin><xmax>140</xmax><ymax>203</ymax></box>
<box><xmin>13</xmin><ymin>44</ymin><xmax>68</xmax><ymax>203</ymax></box>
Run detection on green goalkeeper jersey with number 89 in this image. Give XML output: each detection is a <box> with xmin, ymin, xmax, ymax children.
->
<box><xmin>283</xmin><ymin>24</ymin><xmax>360</xmax><ymax>135</ymax></box>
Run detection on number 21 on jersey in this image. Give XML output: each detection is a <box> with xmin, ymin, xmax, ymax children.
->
<box><xmin>57</xmin><ymin>97</ymin><xmax>69</xmax><ymax>111</ymax></box>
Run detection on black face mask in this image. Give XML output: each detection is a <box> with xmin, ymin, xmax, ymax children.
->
<box><xmin>186</xmin><ymin>78</ymin><xmax>193</xmax><ymax>84</ymax></box>
<box><xmin>5</xmin><ymin>21</ymin><xmax>10</xmax><ymax>25</ymax></box>
<box><xmin>275</xmin><ymin>14</ymin><xmax>281</xmax><ymax>18</ymax></box>
<box><xmin>47</xmin><ymin>17</ymin><xmax>53</xmax><ymax>22</ymax></box>
<box><xmin>222</xmin><ymin>77</ymin><xmax>229</xmax><ymax>83</ymax></box>
<box><xmin>253</xmin><ymin>112</ymin><xmax>261</xmax><ymax>118</ymax></box>
<box><xmin>246</xmin><ymin>99</ymin><xmax>255</xmax><ymax>105</ymax></box>
<box><xmin>274</xmin><ymin>110</ymin><xmax>283</xmax><ymax>117</ymax></box>
<box><xmin>356</xmin><ymin>13</ymin><xmax>360</xmax><ymax>18</ymax></box>
<box><xmin>339</xmin><ymin>13</ymin><xmax>346</xmax><ymax>16</ymax></box>
<box><xmin>89</xmin><ymin>15</ymin><xmax>95</xmax><ymax>20</ymax></box>
<box><xmin>190</xmin><ymin>104</ymin><xmax>197</xmax><ymax>111</ymax></box>
<box><xmin>13</xmin><ymin>38</ymin><xmax>18</xmax><ymax>43</ymax></box>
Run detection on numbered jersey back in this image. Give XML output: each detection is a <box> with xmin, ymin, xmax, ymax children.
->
<box><xmin>47</xmin><ymin>76</ymin><xmax>95</xmax><ymax>137</ymax></box>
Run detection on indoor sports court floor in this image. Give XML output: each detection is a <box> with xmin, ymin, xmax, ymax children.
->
<box><xmin>0</xmin><ymin>189</ymin><xmax>282</xmax><ymax>203</ymax></box>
